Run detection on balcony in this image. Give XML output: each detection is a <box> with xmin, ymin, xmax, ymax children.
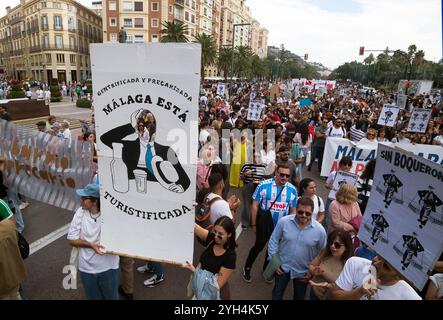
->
<box><xmin>53</xmin><ymin>25</ymin><xmax>63</xmax><ymax>31</ymax></box>
<box><xmin>68</xmin><ymin>27</ymin><xmax>77</xmax><ymax>33</ymax></box>
<box><xmin>78</xmin><ymin>29</ymin><xmax>83</xmax><ymax>36</ymax></box>
<box><xmin>41</xmin><ymin>44</ymin><xmax>78</xmax><ymax>52</ymax></box>
<box><xmin>11</xmin><ymin>49</ymin><xmax>23</xmax><ymax>56</ymax></box>
<box><xmin>9</xmin><ymin>16</ymin><xmax>22</xmax><ymax>25</ymax></box>
<box><xmin>41</xmin><ymin>25</ymin><xmax>49</xmax><ymax>31</ymax></box>
<box><xmin>175</xmin><ymin>0</ymin><xmax>185</xmax><ymax>7</ymax></box>
<box><xmin>29</xmin><ymin>45</ymin><xmax>41</xmax><ymax>53</ymax></box>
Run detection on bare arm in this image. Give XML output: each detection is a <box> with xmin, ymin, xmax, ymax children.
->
<box><xmin>328</xmin><ymin>283</ymin><xmax>374</xmax><ymax>300</ymax></box>
<box><xmin>217</xmin><ymin>267</ymin><xmax>235</xmax><ymax>289</ymax></box>
<box><xmin>317</xmin><ymin>211</ymin><xmax>325</xmax><ymax>224</ymax></box>
<box><xmin>194</xmin><ymin>224</ymin><xmax>209</xmax><ymax>242</ymax></box>
<box><xmin>68</xmin><ymin>239</ymin><xmax>105</xmax><ymax>255</ymax></box>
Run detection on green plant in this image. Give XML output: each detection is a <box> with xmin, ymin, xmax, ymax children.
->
<box><xmin>50</xmin><ymin>79</ymin><xmax>62</xmax><ymax>102</ymax></box>
<box><xmin>76</xmin><ymin>98</ymin><xmax>91</xmax><ymax>108</ymax></box>
<box><xmin>86</xmin><ymin>79</ymin><xmax>92</xmax><ymax>94</ymax></box>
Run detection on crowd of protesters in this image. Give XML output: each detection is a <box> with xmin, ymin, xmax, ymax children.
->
<box><xmin>1</xmin><ymin>77</ymin><xmax>443</xmax><ymax>301</ymax></box>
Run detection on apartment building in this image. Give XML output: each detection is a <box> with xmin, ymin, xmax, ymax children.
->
<box><xmin>257</xmin><ymin>27</ymin><xmax>268</xmax><ymax>58</ymax></box>
<box><xmin>0</xmin><ymin>0</ymin><xmax>102</xmax><ymax>83</ymax></box>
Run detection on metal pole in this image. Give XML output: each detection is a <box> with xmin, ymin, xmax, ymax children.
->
<box><xmin>230</xmin><ymin>23</ymin><xmax>251</xmax><ymax>94</ymax></box>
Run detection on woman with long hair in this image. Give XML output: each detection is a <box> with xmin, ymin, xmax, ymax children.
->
<box><xmin>182</xmin><ymin>216</ymin><xmax>237</xmax><ymax>300</ymax></box>
<box><xmin>328</xmin><ymin>184</ymin><xmax>362</xmax><ymax>235</ymax></box>
<box><xmin>308</xmin><ymin>229</ymin><xmax>353</xmax><ymax>300</ymax></box>
<box><xmin>298</xmin><ymin>178</ymin><xmax>325</xmax><ymax>224</ymax></box>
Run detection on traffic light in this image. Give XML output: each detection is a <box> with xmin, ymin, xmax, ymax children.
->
<box><xmin>304</xmin><ymin>53</ymin><xmax>308</xmax><ymax>60</ymax></box>
<box><xmin>359</xmin><ymin>46</ymin><xmax>365</xmax><ymax>56</ymax></box>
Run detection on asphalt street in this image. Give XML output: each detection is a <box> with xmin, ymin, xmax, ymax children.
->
<box><xmin>18</xmin><ymin>97</ymin><xmax>330</xmax><ymax>300</ymax></box>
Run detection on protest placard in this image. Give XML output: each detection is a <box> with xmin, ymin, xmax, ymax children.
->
<box><xmin>407</xmin><ymin>108</ymin><xmax>432</xmax><ymax>133</ymax></box>
<box><xmin>247</xmin><ymin>100</ymin><xmax>265</xmax><ymax>121</ymax></box>
<box><xmin>396</xmin><ymin>94</ymin><xmax>407</xmax><ymax>109</ymax></box>
<box><xmin>358</xmin><ymin>144</ymin><xmax>443</xmax><ymax>290</ymax></box>
<box><xmin>377</xmin><ymin>104</ymin><xmax>400</xmax><ymax>127</ymax></box>
<box><xmin>91</xmin><ymin>43</ymin><xmax>199</xmax><ymax>264</ymax></box>
<box><xmin>328</xmin><ymin>171</ymin><xmax>359</xmax><ymax>200</ymax></box>
<box><xmin>216</xmin><ymin>82</ymin><xmax>225</xmax><ymax>96</ymax></box>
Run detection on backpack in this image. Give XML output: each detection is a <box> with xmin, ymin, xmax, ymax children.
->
<box><xmin>195</xmin><ymin>194</ymin><xmax>222</xmax><ymax>230</ymax></box>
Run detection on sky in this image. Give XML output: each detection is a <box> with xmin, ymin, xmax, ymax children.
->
<box><xmin>1</xmin><ymin>0</ymin><xmax>441</xmax><ymax>70</ymax></box>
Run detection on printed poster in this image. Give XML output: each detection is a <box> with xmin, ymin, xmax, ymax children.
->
<box><xmin>407</xmin><ymin>108</ymin><xmax>432</xmax><ymax>133</ymax></box>
<box><xmin>328</xmin><ymin>171</ymin><xmax>359</xmax><ymax>200</ymax></box>
<box><xmin>247</xmin><ymin>100</ymin><xmax>265</xmax><ymax>121</ymax></box>
<box><xmin>91</xmin><ymin>43</ymin><xmax>200</xmax><ymax>264</ymax></box>
<box><xmin>358</xmin><ymin>144</ymin><xmax>443</xmax><ymax>290</ymax></box>
<box><xmin>216</xmin><ymin>82</ymin><xmax>226</xmax><ymax>96</ymax></box>
<box><xmin>377</xmin><ymin>104</ymin><xmax>400</xmax><ymax>127</ymax></box>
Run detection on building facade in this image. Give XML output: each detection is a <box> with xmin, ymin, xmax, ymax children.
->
<box><xmin>0</xmin><ymin>0</ymin><xmax>102</xmax><ymax>83</ymax></box>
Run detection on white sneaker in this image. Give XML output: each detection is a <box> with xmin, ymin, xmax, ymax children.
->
<box><xmin>143</xmin><ymin>274</ymin><xmax>165</xmax><ymax>287</ymax></box>
<box><xmin>136</xmin><ymin>264</ymin><xmax>155</xmax><ymax>274</ymax></box>
<box><xmin>19</xmin><ymin>202</ymin><xmax>29</xmax><ymax>210</ymax></box>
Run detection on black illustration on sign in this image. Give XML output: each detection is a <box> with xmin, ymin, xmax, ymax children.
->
<box><xmin>101</xmin><ymin>109</ymin><xmax>190</xmax><ymax>194</ymax></box>
<box><xmin>412</xmin><ymin>112</ymin><xmax>419</xmax><ymax>121</ymax></box>
<box><xmin>393</xmin><ymin>233</ymin><xmax>424</xmax><ymax>271</ymax></box>
<box><xmin>408</xmin><ymin>186</ymin><xmax>443</xmax><ymax>229</ymax></box>
<box><xmin>418</xmin><ymin>122</ymin><xmax>425</xmax><ymax>132</ymax></box>
<box><xmin>421</xmin><ymin>113</ymin><xmax>428</xmax><ymax>122</ymax></box>
<box><xmin>367</xmin><ymin>210</ymin><xmax>390</xmax><ymax>246</ymax></box>
<box><xmin>375</xmin><ymin>170</ymin><xmax>403</xmax><ymax>208</ymax></box>
<box><xmin>409</xmin><ymin>122</ymin><xmax>416</xmax><ymax>131</ymax></box>
<box><xmin>383</xmin><ymin>110</ymin><xmax>394</xmax><ymax>125</ymax></box>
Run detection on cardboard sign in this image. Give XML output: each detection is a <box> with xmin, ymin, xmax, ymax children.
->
<box><xmin>247</xmin><ymin>100</ymin><xmax>265</xmax><ymax>121</ymax></box>
<box><xmin>407</xmin><ymin>108</ymin><xmax>432</xmax><ymax>133</ymax></box>
<box><xmin>377</xmin><ymin>104</ymin><xmax>400</xmax><ymax>127</ymax></box>
<box><xmin>328</xmin><ymin>171</ymin><xmax>359</xmax><ymax>200</ymax></box>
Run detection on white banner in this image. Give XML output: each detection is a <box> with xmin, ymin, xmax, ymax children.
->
<box><xmin>0</xmin><ymin>119</ymin><xmax>93</xmax><ymax>211</ymax></box>
<box><xmin>377</xmin><ymin>104</ymin><xmax>400</xmax><ymax>127</ymax></box>
<box><xmin>216</xmin><ymin>82</ymin><xmax>225</xmax><ymax>96</ymax></box>
<box><xmin>328</xmin><ymin>171</ymin><xmax>359</xmax><ymax>200</ymax></box>
<box><xmin>247</xmin><ymin>100</ymin><xmax>265</xmax><ymax>121</ymax></box>
<box><xmin>321</xmin><ymin>138</ymin><xmax>443</xmax><ymax>177</ymax></box>
<box><xmin>407</xmin><ymin>108</ymin><xmax>432</xmax><ymax>133</ymax></box>
<box><xmin>358</xmin><ymin>144</ymin><xmax>443</xmax><ymax>290</ymax></box>
<box><xmin>91</xmin><ymin>43</ymin><xmax>200</xmax><ymax>264</ymax></box>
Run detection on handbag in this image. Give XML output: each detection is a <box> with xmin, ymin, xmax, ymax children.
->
<box><xmin>17</xmin><ymin>231</ymin><xmax>29</xmax><ymax>259</ymax></box>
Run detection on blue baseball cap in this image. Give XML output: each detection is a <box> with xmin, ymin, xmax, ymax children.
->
<box><xmin>76</xmin><ymin>184</ymin><xmax>100</xmax><ymax>198</ymax></box>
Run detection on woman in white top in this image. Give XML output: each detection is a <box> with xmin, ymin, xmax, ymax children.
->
<box><xmin>359</xmin><ymin>128</ymin><xmax>378</xmax><ymax>145</ymax></box>
<box><xmin>67</xmin><ymin>184</ymin><xmax>120</xmax><ymax>300</ymax></box>
<box><xmin>293</xmin><ymin>123</ymin><xmax>312</xmax><ymax>180</ymax></box>
<box><xmin>298</xmin><ymin>178</ymin><xmax>325</xmax><ymax>224</ymax></box>
<box><xmin>260</xmin><ymin>141</ymin><xmax>276</xmax><ymax>166</ymax></box>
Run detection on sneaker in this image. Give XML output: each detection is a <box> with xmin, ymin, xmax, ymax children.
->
<box><xmin>136</xmin><ymin>264</ymin><xmax>155</xmax><ymax>274</ymax></box>
<box><xmin>242</xmin><ymin>267</ymin><xmax>251</xmax><ymax>283</ymax></box>
<box><xmin>144</xmin><ymin>274</ymin><xmax>165</xmax><ymax>287</ymax></box>
<box><xmin>19</xmin><ymin>202</ymin><xmax>29</xmax><ymax>210</ymax></box>
<box><xmin>118</xmin><ymin>286</ymin><xmax>134</xmax><ymax>300</ymax></box>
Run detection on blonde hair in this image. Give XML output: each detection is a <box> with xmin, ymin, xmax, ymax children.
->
<box><xmin>335</xmin><ymin>184</ymin><xmax>358</xmax><ymax>204</ymax></box>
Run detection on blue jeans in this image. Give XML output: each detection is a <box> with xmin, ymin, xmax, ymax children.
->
<box><xmin>80</xmin><ymin>268</ymin><xmax>120</xmax><ymax>300</ymax></box>
<box><xmin>6</xmin><ymin>189</ymin><xmax>24</xmax><ymax>233</ymax></box>
<box><xmin>148</xmin><ymin>261</ymin><xmax>163</xmax><ymax>278</ymax></box>
<box><xmin>272</xmin><ymin>272</ymin><xmax>308</xmax><ymax>300</ymax></box>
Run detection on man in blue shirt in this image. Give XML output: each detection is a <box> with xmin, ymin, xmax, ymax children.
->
<box><xmin>268</xmin><ymin>197</ymin><xmax>327</xmax><ymax>300</ymax></box>
<box><xmin>243</xmin><ymin>164</ymin><xmax>298</xmax><ymax>283</ymax></box>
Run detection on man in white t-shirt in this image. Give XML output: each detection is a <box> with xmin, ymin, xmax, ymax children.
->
<box><xmin>326</xmin><ymin>118</ymin><xmax>347</xmax><ymax>138</ymax></box>
<box><xmin>329</xmin><ymin>256</ymin><xmax>421</xmax><ymax>300</ymax></box>
<box><xmin>206</xmin><ymin>173</ymin><xmax>239</xmax><ymax>224</ymax></box>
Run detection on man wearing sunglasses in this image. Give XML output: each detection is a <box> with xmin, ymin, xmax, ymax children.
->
<box><xmin>268</xmin><ymin>197</ymin><xmax>327</xmax><ymax>300</ymax></box>
<box><xmin>326</xmin><ymin>118</ymin><xmax>346</xmax><ymax>138</ymax></box>
<box><xmin>243</xmin><ymin>164</ymin><xmax>298</xmax><ymax>283</ymax></box>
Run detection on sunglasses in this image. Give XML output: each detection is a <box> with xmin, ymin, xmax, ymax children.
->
<box><xmin>330</xmin><ymin>241</ymin><xmax>344</xmax><ymax>250</ymax></box>
<box><xmin>297</xmin><ymin>210</ymin><xmax>312</xmax><ymax>217</ymax></box>
<box><xmin>212</xmin><ymin>232</ymin><xmax>225</xmax><ymax>240</ymax></box>
<box><xmin>279</xmin><ymin>172</ymin><xmax>290</xmax><ymax>178</ymax></box>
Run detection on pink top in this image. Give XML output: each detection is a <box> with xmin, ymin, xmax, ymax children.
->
<box><xmin>328</xmin><ymin>200</ymin><xmax>362</xmax><ymax>234</ymax></box>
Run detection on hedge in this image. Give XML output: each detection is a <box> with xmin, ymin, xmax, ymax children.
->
<box><xmin>76</xmin><ymin>98</ymin><xmax>91</xmax><ymax>108</ymax></box>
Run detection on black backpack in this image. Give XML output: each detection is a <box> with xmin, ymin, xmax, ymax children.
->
<box><xmin>195</xmin><ymin>194</ymin><xmax>222</xmax><ymax>230</ymax></box>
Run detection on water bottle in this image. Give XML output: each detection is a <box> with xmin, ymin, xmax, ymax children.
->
<box><xmin>111</xmin><ymin>142</ymin><xmax>129</xmax><ymax>193</ymax></box>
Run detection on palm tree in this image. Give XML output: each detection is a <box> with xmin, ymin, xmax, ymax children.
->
<box><xmin>217</xmin><ymin>47</ymin><xmax>232</xmax><ymax>80</ymax></box>
<box><xmin>160</xmin><ymin>21</ymin><xmax>189</xmax><ymax>43</ymax></box>
<box><xmin>234</xmin><ymin>45</ymin><xmax>253</xmax><ymax>79</ymax></box>
<box><xmin>194</xmin><ymin>33</ymin><xmax>217</xmax><ymax>82</ymax></box>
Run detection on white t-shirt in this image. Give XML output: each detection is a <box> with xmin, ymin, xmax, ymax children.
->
<box><xmin>433</xmin><ymin>135</ymin><xmax>443</xmax><ymax>146</ymax></box>
<box><xmin>199</xmin><ymin>129</ymin><xmax>210</xmax><ymax>145</ymax></box>
<box><xmin>327</xmin><ymin>126</ymin><xmax>346</xmax><ymax>138</ymax></box>
<box><xmin>260</xmin><ymin>149</ymin><xmax>276</xmax><ymax>165</ymax></box>
<box><xmin>67</xmin><ymin>207</ymin><xmax>119</xmax><ymax>274</ymax></box>
<box><xmin>63</xmin><ymin>128</ymin><xmax>71</xmax><ymax>140</ymax></box>
<box><xmin>429</xmin><ymin>273</ymin><xmax>443</xmax><ymax>298</ymax></box>
<box><xmin>335</xmin><ymin>257</ymin><xmax>422</xmax><ymax>300</ymax></box>
<box><xmin>206</xmin><ymin>193</ymin><xmax>232</xmax><ymax>224</ymax></box>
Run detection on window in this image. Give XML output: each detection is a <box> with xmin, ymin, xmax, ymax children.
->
<box><xmin>69</xmin><ymin>36</ymin><xmax>76</xmax><ymax>49</ymax></box>
<box><xmin>110</xmin><ymin>33</ymin><xmax>117</xmax><ymax>42</ymax></box>
<box><xmin>110</xmin><ymin>18</ymin><xmax>116</xmax><ymax>27</ymax></box>
<box><xmin>151</xmin><ymin>19</ymin><xmax>158</xmax><ymax>28</ymax></box>
<box><xmin>126</xmin><ymin>34</ymin><xmax>133</xmax><ymax>43</ymax></box>
<box><xmin>42</xmin><ymin>35</ymin><xmax>49</xmax><ymax>47</ymax></box>
<box><xmin>192</xmin><ymin>1</ymin><xmax>195</xmax><ymax>9</ymax></box>
<box><xmin>169</xmin><ymin>5</ymin><xmax>173</xmax><ymax>14</ymax></box>
<box><xmin>191</xmin><ymin>14</ymin><xmax>195</xmax><ymax>24</ymax></box>
<box><xmin>46</xmin><ymin>53</ymin><xmax>51</xmax><ymax>63</ymax></box>
<box><xmin>185</xmin><ymin>12</ymin><xmax>189</xmax><ymax>21</ymax></box>
<box><xmin>151</xmin><ymin>2</ymin><xmax>159</xmax><ymax>11</ymax></box>
<box><xmin>134</xmin><ymin>2</ymin><xmax>143</xmax><ymax>11</ymax></box>
<box><xmin>123</xmin><ymin>19</ymin><xmax>132</xmax><ymax>27</ymax></box>
<box><xmin>204</xmin><ymin>8</ymin><xmax>207</xmax><ymax>16</ymax></box>
<box><xmin>109</xmin><ymin>1</ymin><xmax>117</xmax><ymax>10</ymax></box>
<box><xmin>152</xmin><ymin>34</ymin><xmax>158</xmax><ymax>42</ymax></box>
<box><xmin>55</xmin><ymin>35</ymin><xmax>63</xmax><ymax>48</ymax></box>
<box><xmin>123</xmin><ymin>1</ymin><xmax>132</xmax><ymax>11</ymax></box>
<box><xmin>134</xmin><ymin>35</ymin><xmax>144</xmax><ymax>43</ymax></box>
<box><xmin>54</xmin><ymin>15</ymin><xmax>63</xmax><ymax>30</ymax></box>
<box><xmin>68</xmin><ymin>17</ymin><xmax>75</xmax><ymax>30</ymax></box>
<box><xmin>185</xmin><ymin>0</ymin><xmax>190</xmax><ymax>6</ymax></box>
<box><xmin>41</xmin><ymin>16</ymin><xmax>48</xmax><ymax>29</ymax></box>
<box><xmin>134</xmin><ymin>18</ymin><xmax>143</xmax><ymax>28</ymax></box>
<box><xmin>70</xmin><ymin>54</ymin><xmax>76</xmax><ymax>64</ymax></box>
<box><xmin>41</xmin><ymin>2</ymin><xmax>46</xmax><ymax>8</ymax></box>
<box><xmin>56</xmin><ymin>53</ymin><xmax>65</xmax><ymax>63</ymax></box>
<box><xmin>53</xmin><ymin>2</ymin><xmax>61</xmax><ymax>9</ymax></box>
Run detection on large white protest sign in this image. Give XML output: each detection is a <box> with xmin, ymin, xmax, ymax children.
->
<box><xmin>328</xmin><ymin>171</ymin><xmax>359</xmax><ymax>200</ymax></box>
<box><xmin>0</xmin><ymin>119</ymin><xmax>93</xmax><ymax>211</ymax></box>
<box><xmin>396</xmin><ymin>94</ymin><xmax>407</xmax><ymax>109</ymax></box>
<box><xmin>321</xmin><ymin>138</ymin><xmax>443</xmax><ymax>177</ymax></box>
<box><xmin>91</xmin><ymin>43</ymin><xmax>199</xmax><ymax>264</ymax></box>
<box><xmin>247</xmin><ymin>100</ymin><xmax>265</xmax><ymax>121</ymax></box>
<box><xmin>216</xmin><ymin>82</ymin><xmax>225</xmax><ymax>96</ymax></box>
<box><xmin>407</xmin><ymin>108</ymin><xmax>432</xmax><ymax>133</ymax></box>
<box><xmin>358</xmin><ymin>144</ymin><xmax>443</xmax><ymax>290</ymax></box>
<box><xmin>377</xmin><ymin>104</ymin><xmax>400</xmax><ymax>127</ymax></box>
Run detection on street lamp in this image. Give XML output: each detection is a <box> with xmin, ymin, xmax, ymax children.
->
<box><xmin>230</xmin><ymin>23</ymin><xmax>251</xmax><ymax>92</ymax></box>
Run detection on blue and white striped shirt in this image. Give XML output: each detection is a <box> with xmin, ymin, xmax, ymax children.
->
<box><xmin>252</xmin><ymin>178</ymin><xmax>298</xmax><ymax>226</ymax></box>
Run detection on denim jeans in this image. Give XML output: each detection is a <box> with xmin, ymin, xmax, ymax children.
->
<box><xmin>272</xmin><ymin>272</ymin><xmax>308</xmax><ymax>300</ymax></box>
<box><xmin>80</xmin><ymin>268</ymin><xmax>120</xmax><ymax>300</ymax></box>
<box><xmin>147</xmin><ymin>261</ymin><xmax>163</xmax><ymax>278</ymax></box>
<box><xmin>6</xmin><ymin>189</ymin><xmax>24</xmax><ymax>233</ymax></box>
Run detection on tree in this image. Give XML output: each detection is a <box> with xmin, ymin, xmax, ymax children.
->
<box><xmin>234</xmin><ymin>46</ymin><xmax>253</xmax><ymax>78</ymax></box>
<box><xmin>160</xmin><ymin>21</ymin><xmax>189</xmax><ymax>43</ymax></box>
<box><xmin>217</xmin><ymin>47</ymin><xmax>233</xmax><ymax>80</ymax></box>
<box><xmin>194</xmin><ymin>33</ymin><xmax>217</xmax><ymax>82</ymax></box>
<box><xmin>250</xmin><ymin>55</ymin><xmax>268</xmax><ymax>80</ymax></box>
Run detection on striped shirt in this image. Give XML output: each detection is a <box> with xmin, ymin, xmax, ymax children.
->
<box><xmin>350</xmin><ymin>126</ymin><xmax>365</xmax><ymax>142</ymax></box>
<box><xmin>240</xmin><ymin>163</ymin><xmax>267</xmax><ymax>184</ymax></box>
<box><xmin>253</xmin><ymin>178</ymin><xmax>298</xmax><ymax>226</ymax></box>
